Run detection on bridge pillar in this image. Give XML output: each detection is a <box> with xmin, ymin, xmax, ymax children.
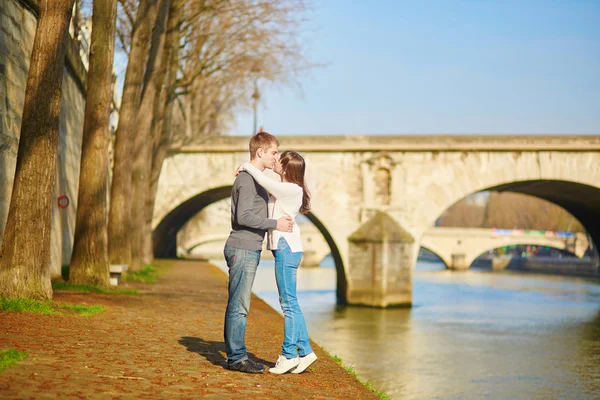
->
<box><xmin>491</xmin><ymin>255</ymin><xmax>513</xmax><ymax>271</ymax></box>
<box><xmin>449</xmin><ymin>253</ymin><xmax>470</xmax><ymax>270</ymax></box>
<box><xmin>346</xmin><ymin>211</ymin><xmax>414</xmax><ymax>308</ymax></box>
<box><xmin>301</xmin><ymin>250</ymin><xmax>325</xmax><ymax>268</ymax></box>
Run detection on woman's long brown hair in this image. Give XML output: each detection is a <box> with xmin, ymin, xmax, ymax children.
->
<box><xmin>280</xmin><ymin>150</ymin><xmax>311</xmax><ymax>214</ymax></box>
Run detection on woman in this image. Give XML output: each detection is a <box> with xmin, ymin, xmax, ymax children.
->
<box><xmin>237</xmin><ymin>150</ymin><xmax>317</xmax><ymax>375</ymax></box>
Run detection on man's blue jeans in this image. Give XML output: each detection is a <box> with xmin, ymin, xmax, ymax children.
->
<box><xmin>272</xmin><ymin>237</ymin><xmax>313</xmax><ymax>359</ymax></box>
<box><xmin>223</xmin><ymin>245</ymin><xmax>261</xmax><ymax>365</ymax></box>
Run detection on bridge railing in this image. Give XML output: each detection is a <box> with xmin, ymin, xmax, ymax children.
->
<box><xmin>492</xmin><ymin>228</ymin><xmax>576</xmax><ymax>237</ymax></box>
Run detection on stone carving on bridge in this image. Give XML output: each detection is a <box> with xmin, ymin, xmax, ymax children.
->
<box><xmin>360</xmin><ymin>153</ymin><xmax>396</xmax><ymax>221</ymax></box>
<box><xmin>374</xmin><ymin>167</ymin><xmax>391</xmax><ymax>206</ymax></box>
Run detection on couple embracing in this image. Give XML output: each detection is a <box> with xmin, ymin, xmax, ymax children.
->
<box><xmin>223</xmin><ymin>131</ymin><xmax>317</xmax><ymax>374</ymax></box>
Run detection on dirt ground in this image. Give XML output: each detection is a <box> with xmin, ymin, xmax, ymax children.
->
<box><xmin>0</xmin><ymin>260</ymin><xmax>377</xmax><ymax>399</ymax></box>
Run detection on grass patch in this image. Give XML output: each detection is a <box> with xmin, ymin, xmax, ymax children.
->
<box><xmin>126</xmin><ymin>265</ymin><xmax>158</xmax><ymax>283</ymax></box>
<box><xmin>329</xmin><ymin>352</ymin><xmax>391</xmax><ymax>400</ymax></box>
<box><xmin>52</xmin><ymin>281</ymin><xmax>137</xmax><ymax>295</ymax></box>
<box><xmin>58</xmin><ymin>303</ymin><xmax>105</xmax><ymax>316</ymax></box>
<box><xmin>125</xmin><ymin>261</ymin><xmax>172</xmax><ymax>284</ymax></box>
<box><xmin>0</xmin><ymin>297</ymin><xmax>105</xmax><ymax>317</ymax></box>
<box><xmin>0</xmin><ymin>349</ymin><xmax>27</xmax><ymax>372</ymax></box>
<box><xmin>1</xmin><ymin>297</ymin><xmax>57</xmax><ymax>315</ymax></box>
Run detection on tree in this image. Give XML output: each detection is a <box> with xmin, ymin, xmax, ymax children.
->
<box><xmin>171</xmin><ymin>0</ymin><xmax>310</xmax><ymax>146</ymax></box>
<box><xmin>109</xmin><ymin>0</ymin><xmax>312</xmax><ymax>266</ymax></box>
<box><xmin>437</xmin><ymin>194</ymin><xmax>485</xmax><ymax>227</ymax></box>
<box><xmin>69</xmin><ymin>0</ymin><xmax>118</xmax><ymax>286</ymax></box>
<box><xmin>139</xmin><ymin>0</ymin><xmax>312</xmax><ymax>262</ymax></box>
<box><xmin>0</xmin><ymin>0</ymin><xmax>76</xmax><ymax>300</ymax></box>
<box><xmin>130</xmin><ymin>0</ymin><xmax>171</xmax><ymax>270</ymax></box>
<box><xmin>482</xmin><ymin>192</ymin><xmax>585</xmax><ymax>232</ymax></box>
<box><xmin>108</xmin><ymin>0</ymin><xmax>158</xmax><ymax>269</ymax></box>
<box><xmin>142</xmin><ymin>0</ymin><xmax>182</xmax><ymax>263</ymax></box>
<box><xmin>438</xmin><ymin>191</ymin><xmax>585</xmax><ymax>232</ymax></box>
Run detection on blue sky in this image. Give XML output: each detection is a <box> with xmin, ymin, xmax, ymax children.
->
<box><xmin>232</xmin><ymin>0</ymin><xmax>600</xmax><ymax>135</ymax></box>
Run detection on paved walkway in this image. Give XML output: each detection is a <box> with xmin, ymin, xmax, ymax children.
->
<box><xmin>0</xmin><ymin>260</ymin><xmax>377</xmax><ymax>399</ymax></box>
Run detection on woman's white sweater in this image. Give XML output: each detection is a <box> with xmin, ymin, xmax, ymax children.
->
<box><xmin>239</xmin><ymin>163</ymin><xmax>304</xmax><ymax>252</ymax></box>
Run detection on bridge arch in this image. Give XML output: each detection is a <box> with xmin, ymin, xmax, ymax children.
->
<box><xmin>187</xmin><ymin>236</ymin><xmax>228</xmax><ymax>254</ymax></box>
<box><xmin>487</xmin><ymin>180</ymin><xmax>599</xmax><ymax>250</ymax></box>
<box><xmin>421</xmin><ymin>180</ymin><xmax>600</xmax><ymax>254</ymax></box>
<box><xmin>152</xmin><ymin>185</ymin><xmax>347</xmax><ymax>301</ymax></box>
<box><xmin>466</xmin><ymin>242</ymin><xmax>581</xmax><ymax>271</ymax></box>
<box><xmin>153</xmin><ymin>186</ymin><xmax>232</xmax><ymax>258</ymax></box>
<box><xmin>418</xmin><ymin>245</ymin><xmax>450</xmax><ymax>268</ymax></box>
<box><xmin>303</xmin><ymin>212</ymin><xmax>347</xmax><ymax>302</ymax></box>
<box><xmin>469</xmin><ymin>244</ymin><xmax>579</xmax><ymax>268</ymax></box>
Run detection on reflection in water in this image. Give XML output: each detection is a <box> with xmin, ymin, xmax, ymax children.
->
<box><xmin>213</xmin><ymin>260</ymin><xmax>600</xmax><ymax>399</ymax></box>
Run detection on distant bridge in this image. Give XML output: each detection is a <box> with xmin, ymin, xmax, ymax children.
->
<box><xmin>419</xmin><ymin>227</ymin><xmax>588</xmax><ymax>269</ymax></box>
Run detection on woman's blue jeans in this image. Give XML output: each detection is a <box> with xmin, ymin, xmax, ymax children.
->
<box><xmin>272</xmin><ymin>237</ymin><xmax>313</xmax><ymax>359</ymax></box>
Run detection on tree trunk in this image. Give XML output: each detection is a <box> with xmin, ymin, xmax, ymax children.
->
<box><xmin>69</xmin><ymin>0</ymin><xmax>118</xmax><ymax>286</ymax></box>
<box><xmin>0</xmin><ymin>0</ymin><xmax>75</xmax><ymax>300</ymax></box>
<box><xmin>108</xmin><ymin>0</ymin><xmax>158</xmax><ymax>268</ymax></box>
<box><xmin>143</xmin><ymin>0</ymin><xmax>181</xmax><ymax>263</ymax></box>
<box><xmin>130</xmin><ymin>0</ymin><xmax>171</xmax><ymax>270</ymax></box>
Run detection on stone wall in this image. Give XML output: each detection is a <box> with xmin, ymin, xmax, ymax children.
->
<box><xmin>0</xmin><ymin>0</ymin><xmax>86</xmax><ymax>276</ymax></box>
<box><xmin>0</xmin><ymin>1</ymin><xmax>36</xmax><ymax>234</ymax></box>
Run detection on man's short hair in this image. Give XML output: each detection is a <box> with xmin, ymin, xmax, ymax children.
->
<box><xmin>249</xmin><ymin>131</ymin><xmax>279</xmax><ymax>159</ymax></box>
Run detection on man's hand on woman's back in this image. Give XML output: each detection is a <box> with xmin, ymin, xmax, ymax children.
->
<box><xmin>276</xmin><ymin>216</ymin><xmax>293</xmax><ymax>232</ymax></box>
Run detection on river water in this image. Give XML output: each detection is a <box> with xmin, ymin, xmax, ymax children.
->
<box><xmin>212</xmin><ymin>258</ymin><xmax>600</xmax><ymax>399</ymax></box>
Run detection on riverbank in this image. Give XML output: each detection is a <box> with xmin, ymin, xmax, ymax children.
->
<box><xmin>0</xmin><ymin>260</ymin><xmax>378</xmax><ymax>399</ymax></box>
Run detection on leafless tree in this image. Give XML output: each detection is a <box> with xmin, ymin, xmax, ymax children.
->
<box><xmin>108</xmin><ymin>0</ymin><xmax>159</xmax><ymax>270</ymax></box>
<box><xmin>70</xmin><ymin>0</ymin><xmax>118</xmax><ymax>286</ymax></box>
<box><xmin>129</xmin><ymin>0</ymin><xmax>171</xmax><ymax>270</ymax></box>
<box><xmin>111</xmin><ymin>0</ymin><xmax>313</xmax><ymax>265</ymax></box>
<box><xmin>438</xmin><ymin>191</ymin><xmax>585</xmax><ymax>233</ymax></box>
<box><xmin>0</xmin><ymin>0</ymin><xmax>76</xmax><ymax>299</ymax></box>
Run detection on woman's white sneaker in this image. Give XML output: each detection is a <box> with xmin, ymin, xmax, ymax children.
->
<box><xmin>291</xmin><ymin>352</ymin><xmax>317</xmax><ymax>374</ymax></box>
<box><xmin>269</xmin><ymin>355</ymin><xmax>300</xmax><ymax>374</ymax></box>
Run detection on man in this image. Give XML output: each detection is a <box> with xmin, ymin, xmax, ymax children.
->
<box><xmin>223</xmin><ymin>131</ymin><xmax>293</xmax><ymax>374</ymax></box>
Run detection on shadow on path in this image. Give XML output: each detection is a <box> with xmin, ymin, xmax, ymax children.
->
<box><xmin>179</xmin><ymin>336</ymin><xmax>274</xmax><ymax>369</ymax></box>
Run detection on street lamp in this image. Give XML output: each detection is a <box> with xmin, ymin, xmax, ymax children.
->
<box><xmin>250</xmin><ymin>59</ymin><xmax>264</xmax><ymax>135</ymax></box>
<box><xmin>252</xmin><ymin>77</ymin><xmax>260</xmax><ymax>135</ymax></box>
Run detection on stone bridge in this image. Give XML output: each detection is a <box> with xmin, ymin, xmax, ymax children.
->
<box><xmin>153</xmin><ymin>135</ymin><xmax>600</xmax><ymax>307</ymax></box>
<box><xmin>179</xmin><ymin>225</ymin><xmax>589</xmax><ymax>270</ymax></box>
<box><xmin>420</xmin><ymin>227</ymin><xmax>589</xmax><ymax>269</ymax></box>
